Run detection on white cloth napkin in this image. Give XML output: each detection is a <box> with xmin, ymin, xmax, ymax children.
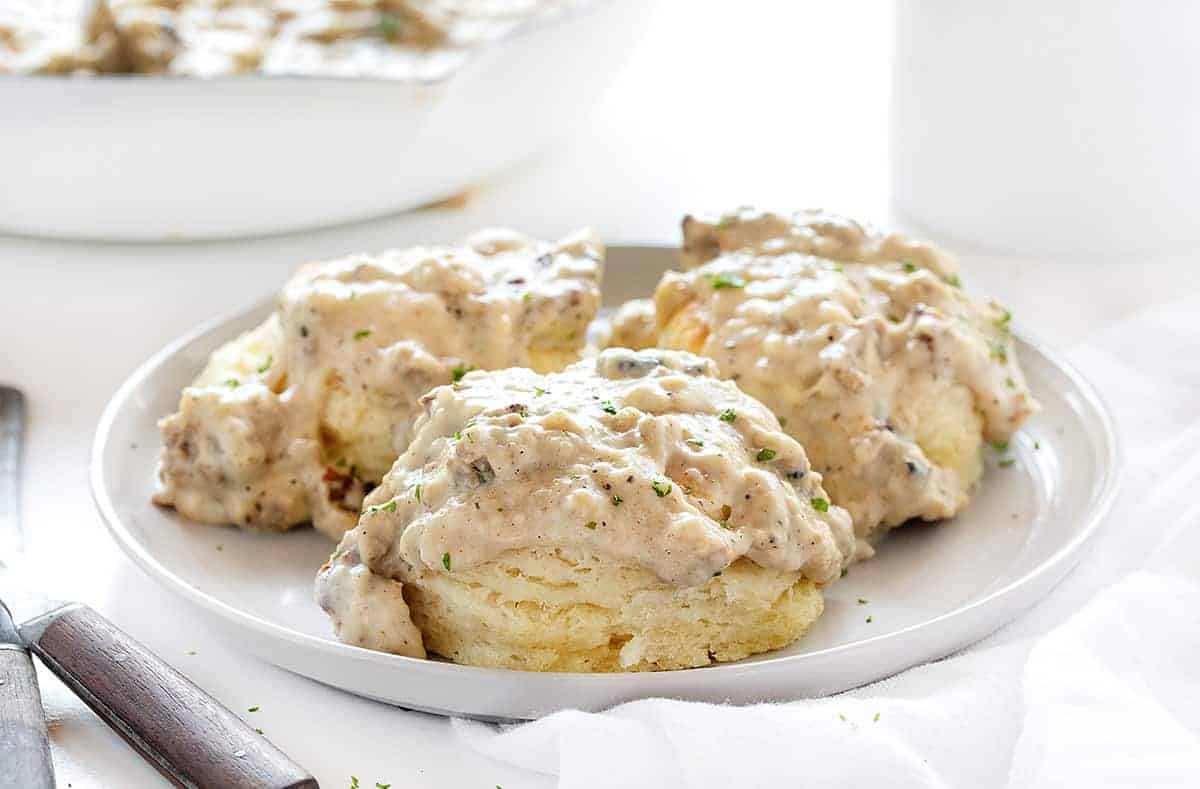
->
<box><xmin>454</xmin><ymin>293</ymin><xmax>1200</xmax><ymax>787</ymax></box>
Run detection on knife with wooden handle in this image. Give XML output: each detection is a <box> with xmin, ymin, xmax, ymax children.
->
<box><xmin>0</xmin><ymin>386</ymin><xmax>55</xmax><ymax>789</ymax></box>
<box><xmin>0</xmin><ymin>604</ymin><xmax>55</xmax><ymax>789</ymax></box>
<box><xmin>0</xmin><ymin>385</ymin><xmax>318</xmax><ymax>789</ymax></box>
<box><xmin>20</xmin><ymin>605</ymin><xmax>317</xmax><ymax>789</ymax></box>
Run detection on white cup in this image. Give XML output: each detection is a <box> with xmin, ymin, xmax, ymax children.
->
<box><xmin>892</xmin><ymin>0</ymin><xmax>1200</xmax><ymax>258</ymax></box>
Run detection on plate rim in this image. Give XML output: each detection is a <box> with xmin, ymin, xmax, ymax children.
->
<box><xmin>89</xmin><ymin>270</ymin><xmax>1122</xmax><ymax>685</ymax></box>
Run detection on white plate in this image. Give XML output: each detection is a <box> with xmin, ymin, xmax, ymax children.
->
<box><xmin>0</xmin><ymin>0</ymin><xmax>643</xmax><ymax>242</ymax></box>
<box><xmin>91</xmin><ymin>246</ymin><xmax>1120</xmax><ymax>720</ymax></box>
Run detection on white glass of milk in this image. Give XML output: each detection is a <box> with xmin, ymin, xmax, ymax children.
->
<box><xmin>891</xmin><ymin>0</ymin><xmax>1200</xmax><ymax>257</ymax></box>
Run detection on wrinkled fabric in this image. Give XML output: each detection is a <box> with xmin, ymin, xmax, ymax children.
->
<box><xmin>454</xmin><ymin>294</ymin><xmax>1200</xmax><ymax>787</ymax></box>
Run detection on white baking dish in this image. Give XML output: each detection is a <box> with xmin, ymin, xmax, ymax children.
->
<box><xmin>0</xmin><ymin>0</ymin><xmax>641</xmax><ymax>241</ymax></box>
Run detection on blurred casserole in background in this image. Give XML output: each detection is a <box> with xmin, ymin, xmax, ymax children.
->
<box><xmin>0</xmin><ymin>0</ymin><xmax>571</xmax><ymax>79</ymax></box>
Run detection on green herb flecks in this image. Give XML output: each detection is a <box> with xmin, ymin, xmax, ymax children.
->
<box><xmin>584</xmin><ymin>520</ymin><xmax>597</xmax><ymax>530</ymax></box>
<box><xmin>224</xmin><ymin>378</ymin><xmax>239</xmax><ymax>389</ymax></box>
<box><xmin>811</xmin><ymin>497</ymin><xmax>830</xmax><ymax>512</ymax></box>
<box><xmin>999</xmin><ymin>458</ymin><xmax>1016</xmax><ymax>468</ymax></box>
<box><xmin>535</xmin><ymin>387</ymin><xmax>546</xmax><ymax>397</ymax></box>
<box><xmin>256</xmin><ymin>355</ymin><xmax>273</xmax><ymax>374</ymax></box>
<box><xmin>413</xmin><ymin>483</ymin><xmax>421</xmax><ymax>503</ymax></box>
<box><xmin>247</xmin><ymin>705</ymin><xmax>260</xmax><ymax>712</ymax></box>
<box><xmin>452</xmin><ymin>364</ymin><xmax>475</xmax><ymax>382</ymax></box>
<box><xmin>600</xmin><ymin>400</ymin><xmax>618</xmax><ymax>414</ymax></box>
<box><xmin>377</xmin><ymin>12</ymin><xmax>401</xmax><ymax>39</ymax></box>
<box><xmin>857</xmin><ymin>598</ymin><xmax>868</xmax><ymax>605</ymax></box>
<box><xmin>652</xmin><ymin>480</ymin><xmax>672</xmax><ymax>497</ymax></box>
<box><xmin>707</xmin><ymin>272</ymin><xmax>746</xmax><ymax>290</ymax></box>
<box><xmin>990</xmin><ymin>440</ymin><xmax>1009</xmax><ymax>452</ymax></box>
<box><xmin>866</xmin><ymin>615</ymin><xmax>874</xmax><ymax>623</ymax></box>
<box><xmin>902</xmin><ymin>262</ymin><xmax>918</xmax><ymax>273</ymax></box>
<box><xmin>686</xmin><ymin>437</ymin><xmax>704</xmax><ymax>449</ymax></box>
<box><xmin>366</xmin><ymin>499</ymin><xmax>398</xmax><ymax>516</ymax></box>
<box><xmin>611</xmin><ymin>494</ymin><xmax>623</xmax><ymax>506</ymax></box>
<box><xmin>353</xmin><ymin>329</ymin><xmax>372</xmax><ymax>341</ymax></box>
<box><xmin>442</xmin><ymin>552</ymin><xmax>452</xmax><ymax>571</ymax></box>
<box><xmin>947</xmin><ymin>274</ymin><xmax>962</xmax><ymax>287</ymax></box>
<box><xmin>718</xmin><ymin>408</ymin><xmax>737</xmax><ymax>423</ymax></box>
<box><xmin>756</xmin><ymin>448</ymin><xmax>776</xmax><ymax>462</ymax></box>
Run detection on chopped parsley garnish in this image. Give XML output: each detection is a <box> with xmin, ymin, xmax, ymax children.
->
<box><xmin>902</xmin><ymin>262</ymin><xmax>918</xmax><ymax>273</ymax></box>
<box><xmin>841</xmin><ymin>567</ymin><xmax>849</xmax><ymax>578</ymax></box>
<box><xmin>600</xmin><ymin>400</ymin><xmax>618</xmax><ymax>414</ymax></box>
<box><xmin>686</xmin><ymin>437</ymin><xmax>704</xmax><ymax>449</ymax></box>
<box><xmin>1005</xmin><ymin>376</ymin><xmax>1016</xmax><ymax>388</ymax></box>
<box><xmin>652</xmin><ymin>480</ymin><xmax>672</xmax><ymax>497</ymax></box>
<box><xmin>353</xmin><ymin>329</ymin><xmax>372</xmax><ymax>340</ymax></box>
<box><xmin>718</xmin><ymin>408</ymin><xmax>737</xmax><ymax>423</ymax></box>
<box><xmin>873</xmin><ymin>712</ymin><xmax>880</xmax><ymax>722</ymax></box>
<box><xmin>377</xmin><ymin>784</ymin><xmax>391</xmax><ymax>789</ymax></box>
<box><xmin>866</xmin><ymin>615</ymin><xmax>874</xmax><ymax>623</ymax></box>
<box><xmin>990</xmin><ymin>440</ymin><xmax>1009</xmax><ymax>452</ymax></box>
<box><xmin>441</xmin><ymin>552</ymin><xmax>452</xmax><ymax>571</ymax></box>
<box><xmin>857</xmin><ymin>598</ymin><xmax>868</xmax><ymax>605</ymax></box>
<box><xmin>756</xmin><ymin>448</ymin><xmax>776</xmax><ymax>462</ymax></box>
<box><xmin>452</xmin><ymin>364</ymin><xmax>475</xmax><ymax>382</ymax></box>
<box><xmin>452</xmin><ymin>431</ymin><xmax>462</xmax><ymax>441</ymax></box>
<box><xmin>611</xmin><ymin>494</ymin><xmax>623</xmax><ymax>506</ymax></box>
<box><xmin>413</xmin><ymin>483</ymin><xmax>421</xmax><ymax>503</ymax></box>
<box><xmin>838</xmin><ymin>713</ymin><xmax>847</xmax><ymax>722</ymax></box>
<box><xmin>366</xmin><ymin>499</ymin><xmax>398</xmax><ymax>515</ymax></box>
<box><xmin>247</xmin><ymin>705</ymin><xmax>260</xmax><ymax>712</ymax></box>
<box><xmin>523</xmin><ymin>292</ymin><xmax>533</xmax><ymax>305</ymax></box>
<box><xmin>1034</xmin><ymin>440</ymin><xmax>1041</xmax><ymax>450</ymax></box>
<box><xmin>584</xmin><ymin>520</ymin><xmax>597</xmax><ymax>530</ymax></box>
<box><xmin>811</xmin><ymin>497</ymin><xmax>830</xmax><ymax>512</ymax></box>
<box><xmin>377</xmin><ymin>12</ymin><xmax>401</xmax><ymax>39</ymax></box>
<box><xmin>534</xmin><ymin>387</ymin><xmax>546</xmax><ymax>397</ymax></box>
<box><xmin>255</xmin><ymin>727</ymin><xmax>264</xmax><ymax>734</ymax></box>
<box><xmin>947</xmin><ymin>274</ymin><xmax>962</xmax><ymax>287</ymax></box>
<box><xmin>335</xmin><ymin>458</ymin><xmax>347</xmax><ymax>467</ymax></box>
<box><xmin>777</xmin><ymin>415</ymin><xmax>788</xmax><ymax>428</ymax></box>
<box><xmin>999</xmin><ymin>458</ymin><xmax>1016</xmax><ymax>468</ymax></box>
<box><xmin>707</xmin><ymin>272</ymin><xmax>746</xmax><ymax>290</ymax></box>
<box><xmin>224</xmin><ymin>378</ymin><xmax>239</xmax><ymax>389</ymax></box>
<box><xmin>991</xmin><ymin>343</ymin><xmax>1009</xmax><ymax>363</ymax></box>
<box><xmin>350</xmin><ymin>778</ymin><xmax>360</xmax><ymax>789</ymax></box>
<box><xmin>256</xmin><ymin>355</ymin><xmax>273</xmax><ymax>374</ymax></box>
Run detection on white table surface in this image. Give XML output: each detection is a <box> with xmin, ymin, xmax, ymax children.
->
<box><xmin>2</xmin><ymin>2</ymin><xmax>1198</xmax><ymax>786</ymax></box>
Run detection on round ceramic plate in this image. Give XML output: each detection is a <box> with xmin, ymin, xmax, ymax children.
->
<box><xmin>91</xmin><ymin>246</ymin><xmax>1119</xmax><ymax>721</ymax></box>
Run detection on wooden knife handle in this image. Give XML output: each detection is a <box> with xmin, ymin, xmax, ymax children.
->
<box><xmin>21</xmin><ymin>604</ymin><xmax>317</xmax><ymax>789</ymax></box>
<box><xmin>0</xmin><ymin>646</ymin><xmax>56</xmax><ymax>789</ymax></box>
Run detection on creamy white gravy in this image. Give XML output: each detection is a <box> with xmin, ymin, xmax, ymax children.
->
<box><xmin>645</xmin><ymin>208</ymin><xmax>1039</xmax><ymax>543</ymax></box>
<box><xmin>315</xmin><ymin>348</ymin><xmax>855</xmax><ymax>655</ymax></box>
<box><xmin>155</xmin><ymin>228</ymin><xmax>602</xmax><ymax>539</ymax></box>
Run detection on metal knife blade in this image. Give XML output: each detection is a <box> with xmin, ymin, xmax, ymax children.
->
<box><xmin>0</xmin><ymin>386</ymin><xmax>69</xmax><ymax>623</ymax></box>
<box><xmin>0</xmin><ymin>385</ymin><xmax>24</xmax><ymax>561</ymax></box>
